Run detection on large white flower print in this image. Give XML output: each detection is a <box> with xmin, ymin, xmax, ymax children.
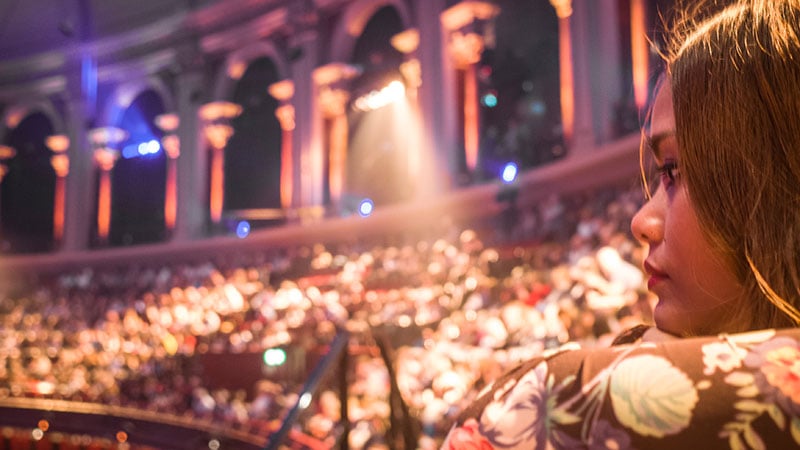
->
<box><xmin>609</xmin><ymin>354</ymin><xmax>699</xmax><ymax>438</ymax></box>
<box><xmin>481</xmin><ymin>361</ymin><xmax>552</xmax><ymax>449</ymax></box>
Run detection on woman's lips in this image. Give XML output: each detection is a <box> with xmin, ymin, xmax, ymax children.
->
<box><xmin>644</xmin><ymin>261</ymin><xmax>668</xmax><ymax>291</ymax></box>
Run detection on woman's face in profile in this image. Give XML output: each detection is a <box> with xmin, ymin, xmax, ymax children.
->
<box><xmin>630</xmin><ymin>79</ymin><xmax>745</xmax><ymax>336</ymax></box>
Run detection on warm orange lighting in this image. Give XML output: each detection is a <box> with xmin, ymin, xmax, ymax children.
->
<box><xmin>53</xmin><ymin>176</ymin><xmax>66</xmax><ymax>242</ymax></box>
<box><xmin>312</xmin><ymin>63</ymin><xmax>361</xmax><ymax>87</ymax></box>
<box><xmin>228</xmin><ymin>61</ymin><xmax>247</xmax><ymax>80</ymax></box>
<box><xmin>155</xmin><ymin>113</ymin><xmax>180</xmax><ymax>134</ymax></box>
<box><xmin>156</xmin><ymin>115</ymin><xmax>181</xmax><ymax>233</ymax></box>
<box><xmin>630</xmin><ymin>0</ymin><xmax>649</xmax><ymax>110</ymax></box>
<box><xmin>449</xmin><ymin>32</ymin><xmax>484</xmax><ymax>68</ymax></box>
<box><xmin>93</xmin><ymin>148</ymin><xmax>119</xmax><ymax>241</ymax></box>
<box><xmin>37</xmin><ymin>420</ymin><xmax>49</xmax><ymax>431</ymax></box>
<box><xmin>555</xmin><ymin>13</ymin><xmax>575</xmax><ymax>144</ymax></box>
<box><xmin>549</xmin><ymin>0</ymin><xmax>573</xmax><ymax>18</ymax></box>
<box><xmin>45</xmin><ymin>135</ymin><xmax>70</xmax><ymax>153</ymax></box>
<box><xmin>50</xmin><ymin>154</ymin><xmax>69</xmax><ymax>177</ymax></box>
<box><xmin>97</xmin><ymin>169</ymin><xmax>112</xmax><ymax>240</ymax></box>
<box><xmin>268</xmin><ymin>80</ymin><xmax>295</xmax><ymax>102</ymax></box>
<box><xmin>164</xmin><ymin>158</ymin><xmax>177</xmax><ymax>231</ymax></box>
<box><xmin>269</xmin><ymin>81</ymin><xmax>296</xmax><ymax>211</ymax></box>
<box><xmin>0</xmin><ymin>145</ymin><xmax>17</xmax><ymax>160</ymax></box>
<box><xmin>199</xmin><ymin>101</ymin><xmax>242</xmax><ymax>123</ymax></box>
<box><xmin>87</xmin><ymin>127</ymin><xmax>126</xmax><ymax>243</ymax></box>
<box><xmin>275</xmin><ymin>104</ymin><xmax>295</xmax><ymax>209</ymax></box>
<box><xmin>116</xmin><ymin>431</ymin><xmax>128</xmax><ymax>443</ymax></box>
<box><xmin>440</xmin><ymin>1</ymin><xmax>500</xmax><ymax>31</ymax></box>
<box><xmin>328</xmin><ymin>114</ymin><xmax>348</xmax><ymax>206</ymax></box>
<box><xmin>209</xmin><ymin>147</ymin><xmax>224</xmax><ymax>223</ymax></box>
<box><xmin>447</xmin><ymin>30</ymin><xmax>484</xmax><ymax>172</ymax></box>
<box><xmin>319</xmin><ymin>89</ymin><xmax>350</xmax><ymax>206</ymax></box>
<box><xmin>464</xmin><ymin>64</ymin><xmax>479</xmax><ymax>172</ymax></box>
<box><xmin>391</xmin><ymin>28</ymin><xmax>420</xmax><ymax>55</ymax></box>
<box><xmin>200</xmin><ymin>101</ymin><xmax>240</xmax><ymax>225</ymax></box>
<box><xmin>50</xmin><ymin>154</ymin><xmax>69</xmax><ymax>243</ymax></box>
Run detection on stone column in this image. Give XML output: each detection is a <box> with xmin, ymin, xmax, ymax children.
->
<box><xmin>550</xmin><ymin>0</ymin><xmax>594</xmax><ymax>153</ymax></box>
<box><xmin>591</xmin><ymin>0</ymin><xmax>624</xmax><ymax>143</ymax></box>
<box><xmin>61</xmin><ymin>82</ymin><xmax>93</xmax><ymax>251</ymax></box>
<box><xmin>268</xmin><ymin>80</ymin><xmax>295</xmax><ymax>210</ymax></box>
<box><xmin>45</xmin><ymin>135</ymin><xmax>70</xmax><ymax>246</ymax></box>
<box><xmin>571</xmin><ymin>0</ymin><xmax>596</xmax><ymax>150</ymax></box>
<box><xmin>289</xmin><ymin>30</ymin><xmax>321</xmax><ymax>213</ymax></box>
<box><xmin>441</xmin><ymin>1</ymin><xmax>500</xmax><ymax>176</ymax></box>
<box><xmin>416</xmin><ymin>0</ymin><xmax>452</xmax><ymax>193</ymax></box>
<box><xmin>198</xmin><ymin>101</ymin><xmax>242</xmax><ymax>225</ymax></box>
<box><xmin>312</xmin><ymin>63</ymin><xmax>360</xmax><ymax>214</ymax></box>
<box><xmin>173</xmin><ymin>67</ymin><xmax>205</xmax><ymax>242</ymax></box>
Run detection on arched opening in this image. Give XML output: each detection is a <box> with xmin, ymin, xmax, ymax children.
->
<box><xmin>0</xmin><ymin>112</ymin><xmax>55</xmax><ymax>253</ymax></box>
<box><xmin>476</xmin><ymin>0</ymin><xmax>562</xmax><ymax>182</ymax></box>
<box><xmin>344</xmin><ymin>5</ymin><xmax>408</xmax><ymax>209</ymax></box>
<box><xmin>225</xmin><ymin>57</ymin><xmax>282</xmax><ymax>216</ymax></box>
<box><xmin>109</xmin><ymin>89</ymin><xmax>167</xmax><ymax>246</ymax></box>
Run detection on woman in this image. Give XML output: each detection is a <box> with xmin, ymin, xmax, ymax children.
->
<box><xmin>441</xmin><ymin>0</ymin><xmax>800</xmax><ymax>448</ymax></box>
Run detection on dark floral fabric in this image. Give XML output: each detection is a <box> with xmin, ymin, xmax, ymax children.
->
<box><xmin>441</xmin><ymin>328</ymin><xmax>800</xmax><ymax>449</ymax></box>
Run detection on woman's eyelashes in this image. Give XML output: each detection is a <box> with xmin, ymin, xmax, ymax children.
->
<box><xmin>657</xmin><ymin>160</ymin><xmax>679</xmax><ymax>187</ymax></box>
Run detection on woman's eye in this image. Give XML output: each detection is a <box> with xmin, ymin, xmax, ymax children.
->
<box><xmin>657</xmin><ymin>160</ymin><xmax>679</xmax><ymax>185</ymax></box>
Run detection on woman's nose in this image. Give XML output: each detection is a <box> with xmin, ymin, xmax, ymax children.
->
<box><xmin>631</xmin><ymin>195</ymin><xmax>664</xmax><ymax>244</ymax></box>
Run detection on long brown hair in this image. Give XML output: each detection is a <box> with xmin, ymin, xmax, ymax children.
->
<box><xmin>666</xmin><ymin>0</ymin><xmax>800</xmax><ymax>330</ymax></box>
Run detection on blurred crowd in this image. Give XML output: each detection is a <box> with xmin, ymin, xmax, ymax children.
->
<box><xmin>0</xmin><ymin>182</ymin><xmax>652</xmax><ymax>448</ymax></box>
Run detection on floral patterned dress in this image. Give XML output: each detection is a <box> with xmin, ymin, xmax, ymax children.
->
<box><xmin>441</xmin><ymin>327</ymin><xmax>800</xmax><ymax>449</ymax></box>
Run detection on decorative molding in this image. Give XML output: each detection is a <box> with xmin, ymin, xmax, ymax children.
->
<box><xmin>0</xmin><ymin>76</ymin><xmax>66</xmax><ymax>102</ymax></box>
<box><xmin>200</xmin><ymin>8</ymin><xmax>289</xmax><ymax>54</ymax></box>
<box><xmin>97</xmin><ymin>49</ymin><xmax>178</xmax><ymax>83</ymax></box>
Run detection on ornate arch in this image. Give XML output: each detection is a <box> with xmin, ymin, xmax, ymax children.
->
<box><xmin>212</xmin><ymin>40</ymin><xmax>290</xmax><ymax>101</ymax></box>
<box><xmin>330</xmin><ymin>0</ymin><xmax>413</xmax><ymax>63</ymax></box>
<box><xmin>0</xmin><ymin>98</ymin><xmax>65</xmax><ymax>143</ymax></box>
<box><xmin>102</xmin><ymin>75</ymin><xmax>176</xmax><ymax>128</ymax></box>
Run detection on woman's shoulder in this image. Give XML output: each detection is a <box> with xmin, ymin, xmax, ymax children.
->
<box><xmin>441</xmin><ymin>327</ymin><xmax>800</xmax><ymax>449</ymax></box>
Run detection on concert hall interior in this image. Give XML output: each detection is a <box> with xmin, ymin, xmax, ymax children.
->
<box><xmin>0</xmin><ymin>0</ymin><xmax>672</xmax><ymax>448</ymax></box>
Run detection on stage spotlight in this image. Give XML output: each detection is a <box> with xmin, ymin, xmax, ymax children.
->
<box><xmin>501</xmin><ymin>162</ymin><xmax>518</xmax><ymax>184</ymax></box>
<box><xmin>358</xmin><ymin>198</ymin><xmax>374</xmax><ymax>217</ymax></box>
<box><xmin>236</xmin><ymin>221</ymin><xmax>251</xmax><ymax>238</ymax></box>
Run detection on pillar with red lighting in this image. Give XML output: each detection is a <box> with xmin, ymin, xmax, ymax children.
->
<box><xmin>88</xmin><ymin>126</ymin><xmax>127</xmax><ymax>244</ymax></box>
<box><xmin>630</xmin><ymin>0</ymin><xmax>650</xmax><ymax>111</ymax></box>
<box><xmin>550</xmin><ymin>0</ymin><xmax>576</xmax><ymax>146</ymax></box>
<box><xmin>313</xmin><ymin>63</ymin><xmax>360</xmax><ymax>212</ymax></box>
<box><xmin>198</xmin><ymin>101</ymin><xmax>242</xmax><ymax>225</ymax></box>
<box><xmin>268</xmin><ymin>79</ymin><xmax>296</xmax><ymax>211</ymax></box>
<box><xmin>155</xmin><ymin>113</ymin><xmax>180</xmax><ymax>234</ymax></box>
<box><xmin>441</xmin><ymin>1</ymin><xmax>500</xmax><ymax>175</ymax></box>
<box><xmin>45</xmin><ymin>135</ymin><xmax>70</xmax><ymax>245</ymax></box>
